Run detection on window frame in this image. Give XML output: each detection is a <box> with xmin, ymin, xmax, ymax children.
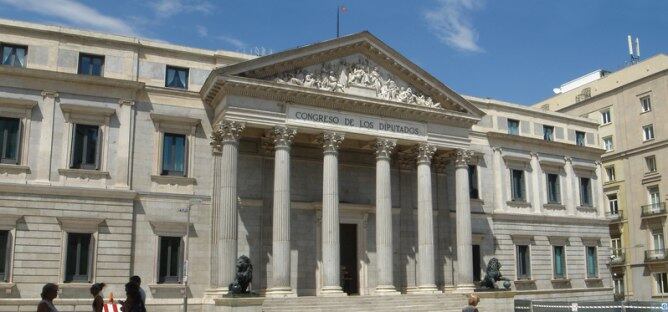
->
<box><xmin>607</xmin><ymin>193</ymin><xmax>619</xmax><ymax>215</ymax></box>
<box><xmin>645</xmin><ymin>155</ymin><xmax>657</xmax><ymax>173</ymax></box>
<box><xmin>150</xmin><ymin>114</ymin><xmax>200</xmax><ymax>180</ymax></box>
<box><xmin>161</xmin><ymin>132</ymin><xmax>188</xmax><ymax>177</ymax></box>
<box><xmin>59</xmin><ymin>104</ymin><xmax>114</xmax><ymax>174</ymax></box>
<box><xmin>468</xmin><ymin>164</ymin><xmax>479</xmax><ymax>199</ymax></box>
<box><xmin>70</xmin><ymin>123</ymin><xmax>102</xmax><ymax>170</ymax></box>
<box><xmin>605</xmin><ymin>165</ymin><xmax>616</xmax><ymax>182</ymax></box>
<box><xmin>77</xmin><ymin>53</ymin><xmax>105</xmax><ymax>76</ymax></box>
<box><xmin>515</xmin><ymin>244</ymin><xmax>531</xmax><ymax>280</ymax></box>
<box><xmin>64</xmin><ymin>232</ymin><xmax>94</xmax><ymax>283</ymax></box>
<box><xmin>510</xmin><ymin>168</ymin><xmax>526</xmax><ymax>202</ymax></box>
<box><xmin>579</xmin><ymin>176</ymin><xmax>593</xmax><ymax>207</ymax></box>
<box><xmin>507</xmin><ymin>119</ymin><xmax>520</xmax><ymax>135</ymax></box>
<box><xmin>602</xmin><ymin>136</ymin><xmax>613</xmax><ymax>152</ymax></box>
<box><xmin>0</xmin><ymin>43</ymin><xmax>28</xmax><ymax>68</ymax></box>
<box><xmin>543</xmin><ymin>125</ymin><xmax>554</xmax><ymax>141</ymax></box>
<box><xmin>656</xmin><ymin>273</ymin><xmax>668</xmax><ymax>295</ymax></box>
<box><xmin>546</xmin><ymin>173</ymin><xmax>561</xmax><ymax>204</ymax></box>
<box><xmin>552</xmin><ymin>245</ymin><xmax>567</xmax><ymax>279</ymax></box>
<box><xmin>601</xmin><ymin>109</ymin><xmax>612</xmax><ymax>125</ymax></box>
<box><xmin>0</xmin><ymin>98</ymin><xmax>35</xmax><ymax>167</ymax></box>
<box><xmin>585</xmin><ymin>245</ymin><xmax>598</xmax><ymax>279</ymax></box>
<box><xmin>575</xmin><ymin>131</ymin><xmax>586</xmax><ymax>147</ymax></box>
<box><xmin>0</xmin><ymin>116</ymin><xmax>22</xmax><ymax>165</ymax></box>
<box><xmin>157</xmin><ymin>236</ymin><xmax>184</xmax><ymax>284</ymax></box>
<box><xmin>165</xmin><ymin>65</ymin><xmax>189</xmax><ymax>90</ymax></box>
<box><xmin>0</xmin><ymin>229</ymin><xmax>14</xmax><ymax>283</ymax></box>
<box><xmin>643</xmin><ymin>124</ymin><xmax>655</xmax><ymax>141</ymax></box>
<box><xmin>640</xmin><ymin>95</ymin><xmax>652</xmax><ymax>113</ymax></box>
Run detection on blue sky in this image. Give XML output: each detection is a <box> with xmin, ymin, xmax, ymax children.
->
<box><xmin>1</xmin><ymin>0</ymin><xmax>666</xmax><ymax>105</ymax></box>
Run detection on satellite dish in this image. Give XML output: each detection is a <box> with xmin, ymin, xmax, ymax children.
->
<box><xmin>552</xmin><ymin>88</ymin><xmax>561</xmax><ymax>94</ymax></box>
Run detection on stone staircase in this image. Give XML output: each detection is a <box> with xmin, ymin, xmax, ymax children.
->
<box><xmin>262</xmin><ymin>293</ymin><xmax>469</xmax><ymax>312</ymax></box>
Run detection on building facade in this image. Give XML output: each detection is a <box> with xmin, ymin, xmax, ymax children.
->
<box><xmin>535</xmin><ymin>54</ymin><xmax>668</xmax><ymax>301</ymax></box>
<box><xmin>0</xmin><ymin>19</ymin><xmax>612</xmax><ymax>311</ymax></box>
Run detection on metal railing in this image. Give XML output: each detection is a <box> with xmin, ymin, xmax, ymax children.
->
<box><xmin>515</xmin><ymin>299</ymin><xmax>665</xmax><ymax>312</ymax></box>
<box><xmin>640</xmin><ymin>202</ymin><xmax>666</xmax><ymax>217</ymax></box>
<box><xmin>606</xmin><ymin>210</ymin><xmax>623</xmax><ymax>221</ymax></box>
<box><xmin>609</xmin><ymin>250</ymin><xmax>625</xmax><ymax>265</ymax></box>
<box><xmin>645</xmin><ymin>248</ymin><xmax>668</xmax><ymax>261</ymax></box>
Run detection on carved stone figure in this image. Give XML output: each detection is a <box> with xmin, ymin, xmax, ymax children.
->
<box><xmin>267</xmin><ymin>55</ymin><xmax>443</xmax><ymax>109</ymax></box>
<box><xmin>228</xmin><ymin>255</ymin><xmax>253</xmax><ymax>294</ymax></box>
<box><xmin>480</xmin><ymin>258</ymin><xmax>511</xmax><ymax>290</ymax></box>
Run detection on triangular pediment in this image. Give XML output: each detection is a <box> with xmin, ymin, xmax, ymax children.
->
<box><xmin>208</xmin><ymin>32</ymin><xmax>484</xmax><ymax>118</ymax></box>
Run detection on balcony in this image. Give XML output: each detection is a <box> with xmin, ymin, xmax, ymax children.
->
<box><xmin>641</xmin><ymin>203</ymin><xmax>666</xmax><ymax>218</ymax></box>
<box><xmin>645</xmin><ymin>249</ymin><xmax>668</xmax><ymax>262</ymax></box>
<box><xmin>606</xmin><ymin>210</ymin><xmax>623</xmax><ymax>222</ymax></box>
<box><xmin>609</xmin><ymin>250</ymin><xmax>625</xmax><ymax>265</ymax></box>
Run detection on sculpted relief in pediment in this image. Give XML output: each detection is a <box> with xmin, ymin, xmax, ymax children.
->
<box><xmin>268</xmin><ymin>54</ymin><xmax>443</xmax><ymax>109</ymax></box>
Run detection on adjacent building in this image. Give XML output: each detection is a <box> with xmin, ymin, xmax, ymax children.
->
<box><xmin>0</xmin><ymin>19</ymin><xmax>612</xmax><ymax>311</ymax></box>
<box><xmin>535</xmin><ymin>54</ymin><xmax>668</xmax><ymax>300</ymax></box>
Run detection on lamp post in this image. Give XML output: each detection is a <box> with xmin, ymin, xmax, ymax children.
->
<box><xmin>179</xmin><ymin>198</ymin><xmax>201</xmax><ymax>312</ymax></box>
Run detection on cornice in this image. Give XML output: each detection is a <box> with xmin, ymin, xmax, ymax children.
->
<box><xmin>207</xmin><ymin>76</ymin><xmax>479</xmax><ymax>127</ymax></box>
<box><xmin>0</xmin><ymin>182</ymin><xmax>137</xmax><ymax>200</ymax></box>
<box><xmin>492</xmin><ymin>211</ymin><xmax>610</xmax><ymax>225</ymax></box>
<box><xmin>487</xmin><ymin>132</ymin><xmax>605</xmax><ymax>155</ymax></box>
<box><xmin>0</xmin><ymin>65</ymin><xmax>144</xmax><ymax>91</ymax></box>
<box><xmin>602</xmin><ymin>139</ymin><xmax>668</xmax><ymax>161</ymax></box>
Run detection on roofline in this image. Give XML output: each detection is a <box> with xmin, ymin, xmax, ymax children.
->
<box><xmin>464</xmin><ymin>95</ymin><xmax>600</xmax><ymax>127</ymax></box>
<box><xmin>0</xmin><ymin>18</ymin><xmax>255</xmax><ymax>61</ymax></box>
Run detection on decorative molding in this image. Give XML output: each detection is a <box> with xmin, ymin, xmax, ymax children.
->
<box><xmin>149</xmin><ymin>221</ymin><xmax>188</xmax><ymax>236</ymax></box>
<box><xmin>57</xmin><ymin>217</ymin><xmax>103</xmax><ymax>233</ymax></box>
<box><xmin>269</xmin><ymin>55</ymin><xmax>443</xmax><ymax>109</ymax></box>
<box><xmin>267</xmin><ymin>126</ymin><xmax>297</xmax><ymax>149</ymax></box>
<box><xmin>58</xmin><ymin>168</ymin><xmax>110</xmax><ymax>180</ymax></box>
<box><xmin>59</xmin><ymin>103</ymin><xmax>116</xmax><ymax>117</ymax></box>
<box><xmin>118</xmin><ymin>99</ymin><xmax>135</xmax><ymax>106</ymax></box>
<box><xmin>317</xmin><ymin>131</ymin><xmax>345</xmax><ymax>153</ymax></box>
<box><xmin>0</xmin><ymin>97</ymin><xmax>38</xmax><ymax>109</ymax></box>
<box><xmin>581</xmin><ymin>237</ymin><xmax>601</xmax><ymax>247</ymax></box>
<box><xmin>0</xmin><ymin>164</ymin><xmax>30</xmax><ymax>175</ymax></box>
<box><xmin>415</xmin><ymin>143</ymin><xmax>436</xmax><ymax>164</ymax></box>
<box><xmin>564</xmin><ymin>156</ymin><xmax>573</xmax><ymax>164</ymax></box>
<box><xmin>373</xmin><ymin>138</ymin><xmax>396</xmax><ymax>160</ymax></box>
<box><xmin>41</xmin><ymin>90</ymin><xmax>59</xmax><ymax>99</ymax></box>
<box><xmin>211</xmin><ymin>120</ymin><xmax>246</xmax><ymax>152</ymax></box>
<box><xmin>547</xmin><ymin>236</ymin><xmax>570</xmax><ymax>246</ymax></box>
<box><xmin>150</xmin><ymin>175</ymin><xmax>197</xmax><ymax>186</ymax></box>
<box><xmin>0</xmin><ymin>214</ymin><xmax>21</xmax><ymax>230</ymax></box>
<box><xmin>149</xmin><ymin>113</ymin><xmax>200</xmax><ymax>126</ymax></box>
<box><xmin>454</xmin><ymin>149</ymin><xmax>474</xmax><ymax>168</ymax></box>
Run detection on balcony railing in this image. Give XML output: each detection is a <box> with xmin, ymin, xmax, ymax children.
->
<box><xmin>606</xmin><ymin>210</ymin><xmax>623</xmax><ymax>222</ymax></box>
<box><xmin>645</xmin><ymin>248</ymin><xmax>668</xmax><ymax>262</ymax></box>
<box><xmin>609</xmin><ymin>250</ymin><xmax>625</xmax><ymax>265</ymax></box>
<box><xmin>641</xmin><ymin>202</ymin><xmax>666</xmax><ymax>218</ymax></box>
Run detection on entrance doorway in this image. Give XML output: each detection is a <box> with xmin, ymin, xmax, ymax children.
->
<box><xmin>472</xmin><ymin>244</ymin><xmax>481</xmax><ymax>282</ymax></box>
<box><xmin>340</xmin><ymin>223</ymin><xmax>359</xmax><ymax>295</ymax></box>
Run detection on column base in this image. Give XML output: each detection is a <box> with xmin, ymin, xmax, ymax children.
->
<box><xmin>453</xmin><ymin>284</ymin><xmax>476</xmax><ymax>294</ymax></box>
<box><xmin>405</xmin><ymin>286</ymin><xmax>420</xmax><ymax>294</ymax></box>
<box><xmin>374</xmin><ymin>285</ymin><xmax>400</xmax><ymax>296</ymax></box>
<box><xmin>442</xmin><ymin>285</ymin><xmax>456</xmax><ymax>293</ymax></box>
<box><xmin>319</xmin><ymin>286</ymin><xmax>347</xmax><ymax>297</ymax></box>
<box><xmin>265</xmin><ymin>287</ymin><xmax>297</xmax><ymax>298</ymax></box>
<box><xmin>415</xmin><ymin>284</ymin><xmax>440</xmax><ymax>294</ymax></box>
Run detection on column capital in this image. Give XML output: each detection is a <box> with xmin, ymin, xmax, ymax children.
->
<box><xmin>211</xmin><ymin>120</ymin><xmax>246</xmax><ymax>152</ymax></box>
<box><xmin>41</xmin><ymin>90</ymin><xmax>59</xmax><ymax>99</ymax></box>
<box><xmin>564</xmin><ymin>156</ymin><xmax>573</xmax><ymax>164</ymax></box>
<box><xmin>318</xmin><ymin>131</ymin><xmax>345</xmax><ymax>154</ymax></box>
<box><xmin>454</xmin><ymin>149</ymin><xmax>474</xmax><ymax>168</ymax></box>
<box><xmin>529</xmin><ymin>151</ymin><xmax>540</xmax><ymax>159</ymax></box>
<box><xmin>594</xmin><ymin>160</ymin><xmax>603</xmax><ymax>167</ymax></box>
<box><xmin>374</xmin><ymin>138</ymin><xmax>396</xmax><ymax>160</ymax></box>
<box><xmin>118</xmin><ymin>99</ymin><xmax>135</xmax><ymax>106</ymax></box>
<box><xmin>416</xmin><ymin>143</ymin><xmax>436</xmax><ymax>165</ymax></box>
<box><xmin>268</xmin><ymin>126</ymin><xmax>297</xmax><ymax>149</ymax></box>
<box><xmin>492</xmin><ymin>146</ymin><xmax>503</xmax><ymax>153</ymax></box>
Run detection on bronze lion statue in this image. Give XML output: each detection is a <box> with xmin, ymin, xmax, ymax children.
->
<box><xmin>481</xmin><ymin>257</ymin><xmax>511</xmax><ymax>290</ymax></box>
<box><xmin>228</xmin><ymin>255</ymin><xmax>253</xmax><ymax>294</ymax></box>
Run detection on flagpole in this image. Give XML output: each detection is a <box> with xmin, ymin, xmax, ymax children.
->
<box><xmin>336</xmin><ymin>6</ymin><xmax>340</xmax><ymax>38</ymax></box>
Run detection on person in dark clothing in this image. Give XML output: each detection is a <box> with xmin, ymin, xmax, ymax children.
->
<box><xmin>129</xmin><ymin>276</ymin><xmax>146</xmax><ymax>304</ymax></box>
<box><xmin>121</xmin><ymin>282</ymin><xmax>146</xmax><ymax>312</ymax></box>
<box><xmin>462</xmin><ymin>293</ymin><xmax>480</xmax><ymax>312</ymax></box>
<box><xmin>90</xmin><ymin>283</ymin><xmax>106</xmax><ymax>312</ymax></box>
<box><xmin>37</xmin><ymin>283</ymin><xmax>59</xmax><ymax>312</ymax></box>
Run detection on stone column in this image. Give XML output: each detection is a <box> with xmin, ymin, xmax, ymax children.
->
<box><xmin>267</xmin><ymin>126</ymin><xmax>297</xmax><ymax>297</ymax></box>
<box><xmin>416</xmin><ymin>143</ymin><xmax>438</xmax><ymax>293</ymax></box>
<box><xmin>114</xmin><ymin>99</ymin><xmax>134</xmax><ymax>189</ymax></box>
<box><xmin>397</xmin><ymin>152</ymin><xmax>417</xmax><ymax>293</ymax></box>
<box><xmin>455</xmin><ymin>149</ymin><xmax>475</xmax><ymax>293</ymax></box>
<box><xmin>530</xmin><ymin>152</ymin><xmax>542</xmax><ymax>213</ymax></box>
<box><xmin>594</xmin><ymin>161</ymin><xmax>606</xmax><ymax>218</ymax></box>
<box><xmin>209</xmin><ymin>120</ymin><xmax>245</xmax><ymax>294</ymax></box>
<box><xmin>319</xmin><ymin>131</ymin><xmax>346</xmax><ymax>296</ymax></box>
<box><xmin>34</xmin><ymin>91</ymin><xmax>58</xmax><ymax>184</ymax></box>
<box><xmin>492</xmin><ymin>147</ymin><xmax>504</xmax><ymax>212</ymax></box>
<box><xmin>374</xmin><ymin>138</ymin><xmax>400</xmax><ymax>295</ymax></box>
<box><xmin>564</xmin><ymin>157</ymin><xmax>576</xmax><ymax>215</ymax></box>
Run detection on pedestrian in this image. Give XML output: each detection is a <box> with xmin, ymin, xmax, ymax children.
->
<box><xmin>37</xmin><ymin>283</ymin><xmax>59</xmax><ymax>312</ymax></box>
<box><xmin>90</xmin><ymin>283</ymin><xmax>106</xmax><ymax>312</ymax></box>
<box><xmin>121</xmin><ymin>281</ymin><xmax>146</xmax><ymax>312</ymax></box>
<box><xmin>462</xmin><ymin>293</ymin><xmax>480</xmax><ymax>312</ymax></box>
<box><xmin>129</xmin><ymin>275</ymin><xmax>146</xmax><ymax>304</ymax></box>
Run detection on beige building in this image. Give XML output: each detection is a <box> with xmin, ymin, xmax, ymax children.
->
<box><xmin>535</xmin><ymin>54</ymin><xmax>668</xmax><ymax>300</ymax></box>
<box><xmin>0</xmin><ymin>18</ymin><xmax>612</xmax><ymax>311</ymax></box>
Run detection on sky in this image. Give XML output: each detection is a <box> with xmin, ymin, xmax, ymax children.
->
<box><xmin>0</xmin><ymin>0</ymin><xmax>667</xmax><ymax>105</ymax></box>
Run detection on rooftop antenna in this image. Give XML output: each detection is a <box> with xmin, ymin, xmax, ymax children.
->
<box><xmin>627</xmin><ymin>34</ymin><xmax>640</xmax><ymax>65</ymax></box>
<box><xmin>635</xmin><ymin>37</ymin><xmax>640</xmax><ymax>59</ymax></box>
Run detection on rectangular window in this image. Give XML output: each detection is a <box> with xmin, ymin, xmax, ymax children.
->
<box><xmin>161</xmin><ymin>133</ymin><xmax>187</xmax><ymax>176</ymax></box>
<box><xmin>468</xmin><ymin>165</ymin><xmax>479</xmax><ymax>199</ymax></box>
<box><xmin>65</xmin><ymin>233</ymin><xmax>92</xmax><ymax>282</ymax></box>
<box><xmin>652</xmin><ymin>230</ymin><xmax>665</xmax><ymax>251</ymax></box>
<box><xmin>553</xmin><ymin>245</ymin><xmax>566</xmax><ymax>279</ymax></box>
<box><xmin>516</xmin><ymin>245</ymin><xmax>531</xmax><ymax>279</ymax></box>
<box><xmin>646</xmin><ymin>156</ymin><xmax>657</xmax><ymax>172</ymax></box>
<box><xmin>656</xmin><ymin>273</ymin><xmax>668</xmax><ymax>294</ymax></box>
<box><xmin>643</xmin><ymin>125</ymin><xmax>655</xmax><ymax>141</ymax></box>
<box><xmin>611</xmin><ymin>238</ymin><xmax>622</xmax><ymax>257</ymax></box>
<box><xmin>586</xmin><ymin>246</ymin><xmax>598</xmax><ymax>278</ymax></box>
<box><xmin>165</xmin><ymin>65</ymin><xmax>189</xmax><ymax>89</ymax></box>
<box><xmin>511</xmin><ymin>169</ymin><xmax>525</xmax><ymax>201</ymax></box>
<box><xmin>603</xmin><ymin>136</ymin><xmax>613</xmax><ymax>152</ymax></box>
<box><xmin>613</xmin><ymin>277</ymin><xmax>625</xmax><ymax>297</ymax></box>
<box><xmin>542</xmin><ymin>125</ymin><xmax>554</xmax><ymax>141</ymax></box>
<box><xmin>575</xmin><ymin>131</ymin><xmax>586</xmax><ymax>146</ymax></box>
<box><xmin>546</xmin><ymin>173</ymin><xmax>560</xmax><ymax>204</ymax></box>
<box><xmin>70</xmin><ymin>124</ymin><xmax>101</xmax><ymax>170</ymax></box>
<box><xmin>77</xmin><ymin>53</ymin><xmax>104</xmax><ymax>76</ymax></box>
<box><xmin>579</xmin><ymin>177</ymin><xmax>592</xmax><ymax>206</ymax></box>
<box><xmin>601</xmin><ymin>109</ymin><xmax>611</xmax><ymax>124</ymax></box>
<box><xmin>608</xmin><ymin>194</ymin><xmax>619</xmax><ymax>215</ymax></box>
<box><xmin>0</xmin><ymin>117</ymin><xmax>21</xmax><ymax>164</ymax></box>
<box><xmin>0</xmin><ymin>231</ymin><xmax>8</xmax><ymax>282</ymax></box>
<box><xmin>158</xmin><ymin>236</ymin><xmax>182</xmax><ymax>283</ymax></box>
<box><xmin>641</xmin><ymin>96</ymin><xmax>652</xmax><ymax>112</ymax></box>
<box><xmin>1</xmin><ymin>44</ymin><xmax>27</xmax><ymax>68</ymax></box>
<box><xmin>508</xmin><ymin>119</ymin><xmax>520</xmax><ymax>135</ymax></box>
<box><xmin>605</xmin><ymin>166</ymin><xmax>616</xmax><ymax>182</ymax></box>
<box><xmin>649</xmin><ymin>186</ymin><xmax>661</xmax><ymax>205</ymax></box>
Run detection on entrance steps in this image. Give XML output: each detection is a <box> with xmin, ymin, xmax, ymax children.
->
<box><xmin>262</xmin><ymin>293</ymin><xmax>468</xmax><ymax>312</ymax></box>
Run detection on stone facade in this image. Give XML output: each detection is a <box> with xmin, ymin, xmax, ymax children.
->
<box><xmin>0</xmin><ymin>18</ymin><xmax>612</xmax><ymax>311</ymax></box>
